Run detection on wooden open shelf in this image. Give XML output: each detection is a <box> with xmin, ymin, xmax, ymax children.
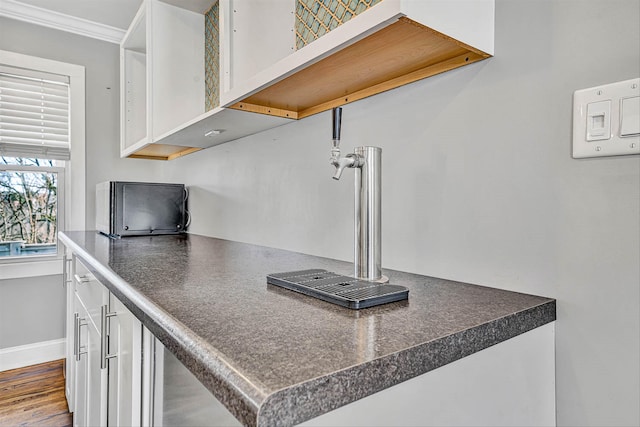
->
<box><xmin>127</xmin><ymin>143</ymin><xmax>201</xmax><ymax>161</ymax></box>
<box><xmin>230</xmin><ymin>17</ymin><xmax>491</xmax><ymax>120</ymax></box>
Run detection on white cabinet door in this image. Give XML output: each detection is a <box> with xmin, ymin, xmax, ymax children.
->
<box><xmin>64</xmin><ymin>252</ymin><xmax>75</xmax><ymax>412</ymax></box>
<box><xmin>224</xmin><ymin>0</ymin><xmax>294</xmax><ymax>93</ymax></box>
<box><xmin>86</xmin><ymin>310</ymin><xmax>108</xmax><ymax>427</ymax></box>
<box><xmin>107</xmin><ymin>293</ymin><xmax>142</xmax><ymax>427</ymax></box>
<box><xmin>72</xmin><ymin>296</ymin><xmax>88</xmax><ymax>427</ymax></box>
<box><xmin>71</xmin><ymin>257</ymin><xmax>111</xmax><ymax>427</ymax></box>
<box><xmin>73</xmin><ymin>292</ymin><xmax>107</xmax><ymax>427</ymax></box>
<box><xmin>73</xmin><ymin>291</ymin><xmax>108</xmax><ymax>427</ymax></box>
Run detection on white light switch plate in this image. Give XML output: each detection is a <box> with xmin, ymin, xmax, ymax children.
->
<box><xmin>572</xmin><ymin>78</ymin><xmax>640</xmax><ymax>159</ymax></box>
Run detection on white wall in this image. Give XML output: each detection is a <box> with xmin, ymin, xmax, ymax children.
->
<box><xmin>0</xmin><ymin>17</ymin><xmax>162</xmax><ymax>350</ymax></box>
<box><xmin>160</xmin><ymin>1</ymin><xmax>640</xmax><ymax>426</ymax></box>
<box><xmin>0</xmin><ymin>275</ymin><xmax>64</xmax><ymax>348</ymax></box>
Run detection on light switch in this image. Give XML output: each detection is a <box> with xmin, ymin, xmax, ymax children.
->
<box><xmin>620</xmin><ymin>96</ymin><xmax>639</xmax><ymax>137</ymax></box>
<box><xmin>586</xmin><ymin>100</ymin><xmax>611</xmax><ymax>141</ymax></box>
<box><xmin>573</xmin><ymin>78</ymin><xmax>640</xmax><ymax>158</ymax></box>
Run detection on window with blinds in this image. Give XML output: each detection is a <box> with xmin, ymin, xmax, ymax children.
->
<box><xmin>0</xmin><ymin>66</ymin><xmax>70</xmax><ymax>160</ymax></box>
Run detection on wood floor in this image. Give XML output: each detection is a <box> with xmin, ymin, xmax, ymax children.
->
<box><xmin>0</xmin><ymin>359</ymin><xmax>72</xmax><ymax>427</ymax></box>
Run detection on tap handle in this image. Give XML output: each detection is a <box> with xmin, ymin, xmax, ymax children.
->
<box><xmin>332</xmin><ymin>107</ymin><xmax>342</xmax><ymax>145</ymax></box>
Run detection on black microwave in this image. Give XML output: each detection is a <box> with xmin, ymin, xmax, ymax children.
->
<box><xmin>96</xmin><ymin>181</ymin><xmax>187</xmax><ymax>238</ymax></box>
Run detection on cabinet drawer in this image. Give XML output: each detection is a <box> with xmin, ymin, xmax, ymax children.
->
<box><xmin>74</xmin><ymin>257</ymin><xmax>108</xmax><ymax>330</ymax></box>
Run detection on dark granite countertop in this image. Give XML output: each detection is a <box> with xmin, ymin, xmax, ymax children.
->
<box><xmin>59</xmin><ymin>231</ymin><xmax>555</xmax><ymax>427</ymax></box>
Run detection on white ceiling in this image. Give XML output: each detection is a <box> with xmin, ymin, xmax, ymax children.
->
<box><xmin>14</xmin><ymin>0</ymin><xmax>143</xmax><ymax>29</ymax></box>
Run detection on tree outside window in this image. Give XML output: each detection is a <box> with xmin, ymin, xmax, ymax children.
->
<box><xmin>0</xmin><ymin>157</ymin><xmax>59</xmax><ymax>257</ymax></box>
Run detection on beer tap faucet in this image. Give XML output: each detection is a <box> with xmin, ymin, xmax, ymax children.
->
<box><xmin>329</xmin><ymin>107</ymin><xmax>387</xmax><ymax>283</ymax></box>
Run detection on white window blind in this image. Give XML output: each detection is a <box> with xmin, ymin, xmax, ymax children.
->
<box><xmin>0</xmin><ymin>66</ymin><xmax>70</xmax><ymax>160</ymax></box>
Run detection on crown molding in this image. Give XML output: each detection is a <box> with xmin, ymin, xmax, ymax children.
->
<box><xmin>0</xmin><ymin>0</ymin><xmax>126</xmax><ymax>44</ymax></box>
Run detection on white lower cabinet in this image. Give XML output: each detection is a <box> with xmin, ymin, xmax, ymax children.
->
<box><xmin>63</xmin><ymin>252</ymin><xmax>74</xmax><ymax>412</ymax></box>
<box><xmin>107</xmin><ymin>292</ymin><xmax>142</xmax><ymax>426</ymax></box>
<box><xmin>71</xmin><ymin>298</ymin><xmax>88</xmax><ymax>427</ymax></box>
<box><xmin>66</xmin><ymin>255</ymin><xmax>142</xmax><ymax>427</ymax></box>
<box><xmin>74</xmin><ymin>291</ymin><xmax>108</xmax><ymax>427</ymax></box>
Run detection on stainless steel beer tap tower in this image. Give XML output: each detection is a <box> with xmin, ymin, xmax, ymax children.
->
<box><xmin>330</xmin><ymin>107</ymin><xmax>388</xmax><ymax>283</ymax></box>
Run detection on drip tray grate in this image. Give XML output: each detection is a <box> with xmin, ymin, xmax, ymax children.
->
<box><xmin>267</xmin><ymin>269</ymin><xmax>409</xmax><ymax>309</ymax></box>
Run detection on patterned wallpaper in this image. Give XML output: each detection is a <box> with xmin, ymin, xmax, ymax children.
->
<box><xmin>205</xmin><ymin>2</ymin><xmax>219</xmax><ymax>111</ymax></box>
<box><xmin>295</xmin><ymin>0</ymin><xmax>383</xmax><ymax>49</ymax></box>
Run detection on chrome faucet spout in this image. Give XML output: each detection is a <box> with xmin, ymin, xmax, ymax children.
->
<box><xmin>330</xmin><ymin>146</ymin><xmax>341</xmax><ymax>165</ymax></box>
<box><xmin>332</xmin><ymin>153</ymin><xmax>361</xmax><ymax>180</ymax></box>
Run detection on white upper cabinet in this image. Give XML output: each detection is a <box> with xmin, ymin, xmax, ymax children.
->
<box><xmin>121</xmin><ymin>0</ymin><xmax>207</xmax><ymax>160</ymax></box>
<box><xmin>120</xmin><ymin>0</ymin><xmax>294</xmax><ymax>160</ymax></box>
<box><xmin>120</xmin><ymin>0</ymin><xmax>494</xmax><ymax>160</ymax></box>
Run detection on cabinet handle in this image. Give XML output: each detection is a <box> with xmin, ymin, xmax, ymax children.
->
<box><xmin>100</xmin><ymin>305</ymin><xmax>117</xmax><ymax>369</ymax></box>
<box><xmin>74</xmin><ymin>274</ymin><xmax>91</xmax><ymax>284</ymax></box>
<box><xmin>74</xmin><ymin>313</ymin><xmax>87</xmax><ymax>361</ymax></box>
<box><xmin>63</xmin><ymin>256</ymin><xmax>72</xmax><ymax>288</ymax></box>
<box><xmin>73</xmin><ymin>312</ymin><xmax>77</xmax><ymax>356</ymax></box>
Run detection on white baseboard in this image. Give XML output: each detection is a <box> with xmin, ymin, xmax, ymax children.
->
<box><xmin>0</xmin><ymin>338</ymin><xmax>66</xmax><ymax>372</ymax></box>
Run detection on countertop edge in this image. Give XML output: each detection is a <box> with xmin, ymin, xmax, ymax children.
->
<box><xmin>59</xmin><ymin>232</ymin><xmax>266</xmax><ymax>427</ymax></box>
<box><xmin>257</xmin><ymin>300</ymin><xmax>556</xmax><ymax>427</ymax></box>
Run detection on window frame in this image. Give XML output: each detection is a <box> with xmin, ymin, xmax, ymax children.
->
<box><xmin>0</xmin><ymin>50</ymin><xmax>85</xmax><ymax>280</ymax></box>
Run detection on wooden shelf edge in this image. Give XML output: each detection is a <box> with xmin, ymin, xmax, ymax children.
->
<box><xmin>228</xmin><ymin>102</ymin><xmax>299</xmax><ymax>119</ymax></box>
<box><xmin>166</xmin><ymin>147</ymin><xmax>201</xmax><ymax>160</ymax></box>
<box><xmin>127</xmin><ymin>145</ymin><xmax>201</xmax><ymax>160</ymax></box>
<box><xmin>128</xmin><ymin>154</ymin><xmax>171</xmax><ymax>160</ymax></box>
<box><xmin>298</xmin><ymin>51</ymin><xmax>487</xmax><ymax>119</ymax></box>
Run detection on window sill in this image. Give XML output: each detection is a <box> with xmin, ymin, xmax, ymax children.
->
<box><xmin>0</xmin><ymin>258</ymin><xmax>62</xmax><ymax>280</ymax></box>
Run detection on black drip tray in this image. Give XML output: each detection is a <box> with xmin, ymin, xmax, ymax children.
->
<box><xmin>267</xmin><ymin>269</ymin><xmax>409</xmax><ymax>309</ymax></box>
